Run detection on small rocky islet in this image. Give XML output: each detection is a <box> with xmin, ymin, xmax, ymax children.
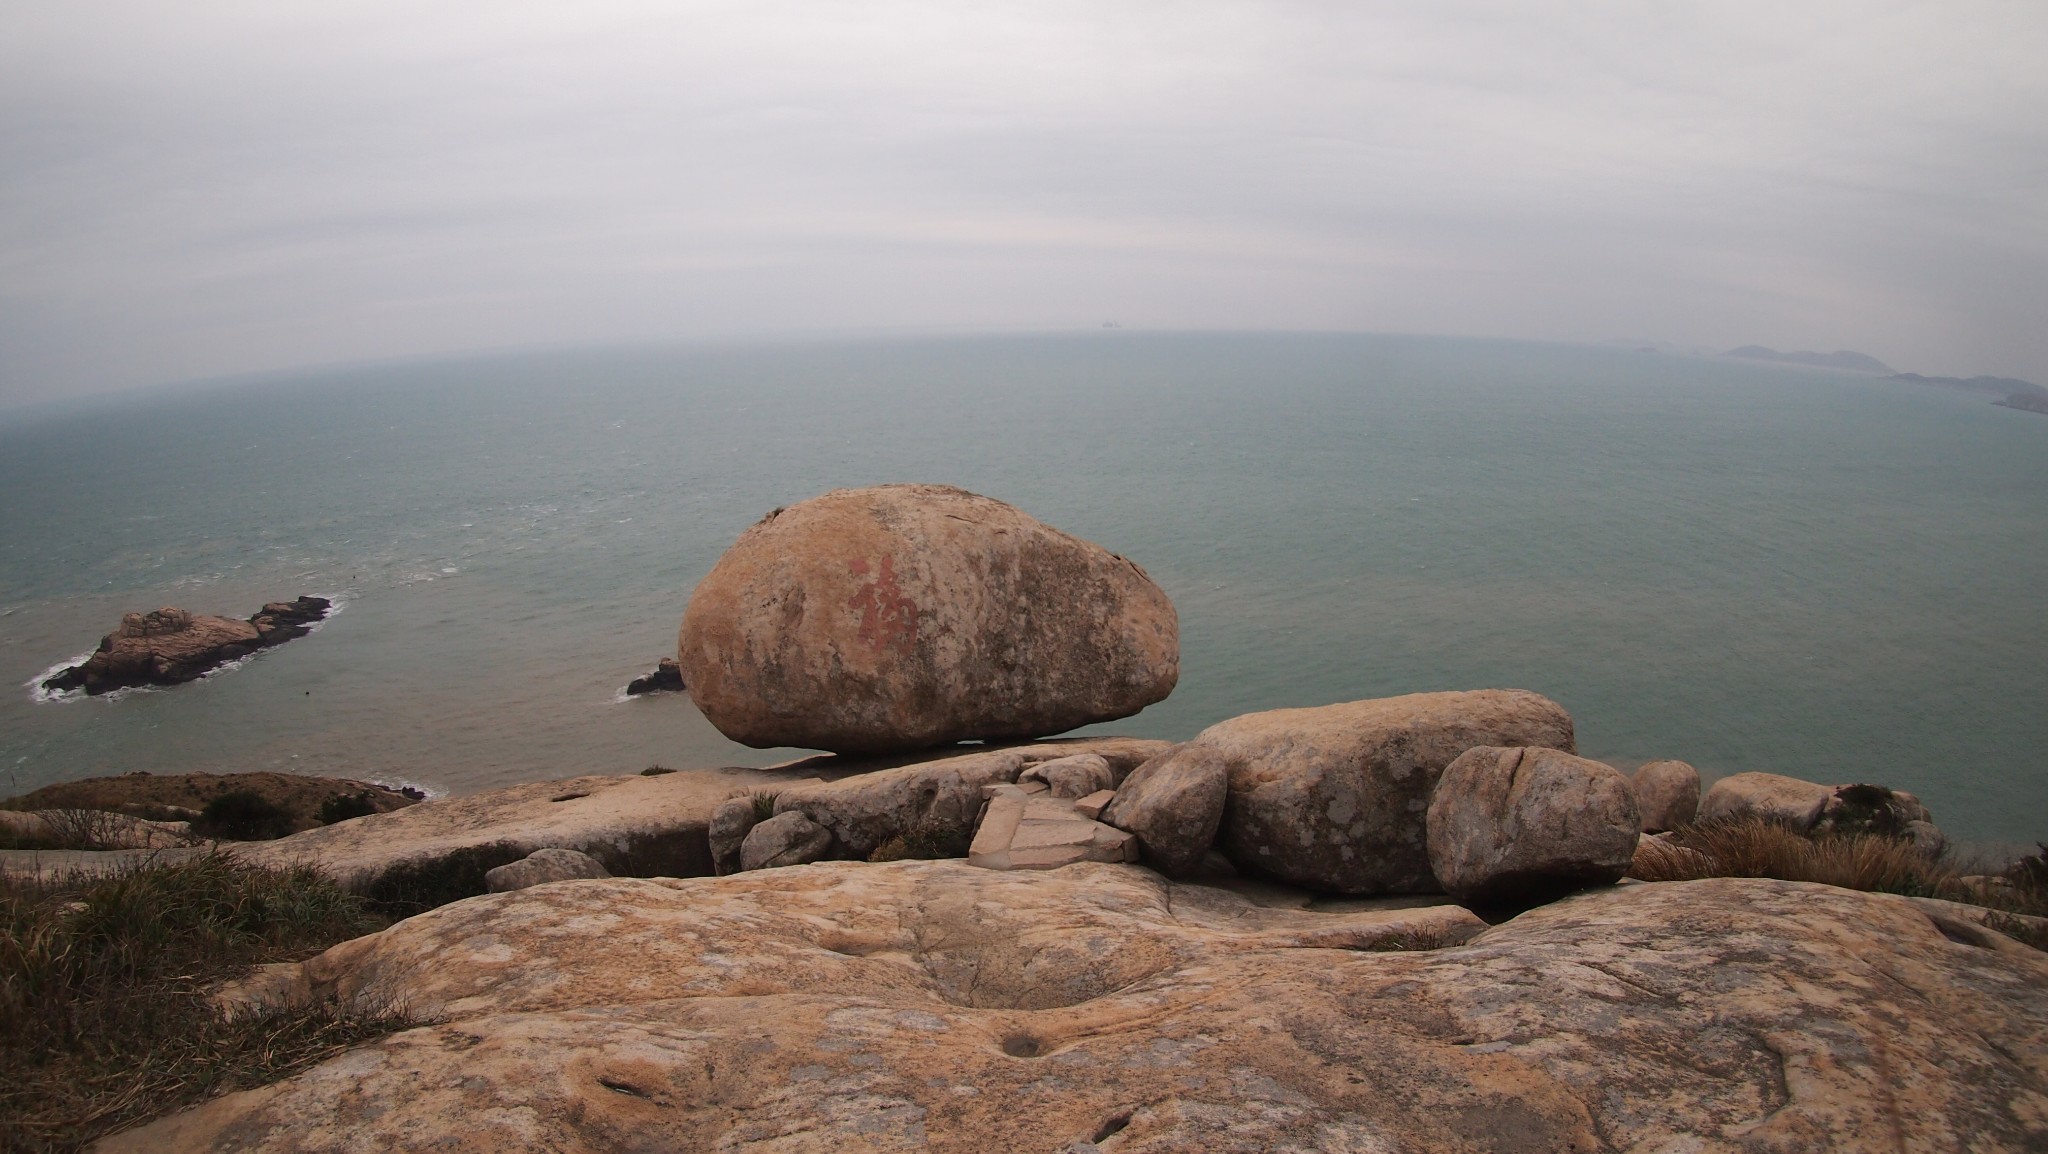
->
<box><xmin>40</xmin><ymin>595</ymin><xmax>332</xmax><ymax>696</ymax></box>
<box><xmin>18</xmin><ymin>484</ymin><xmax>2044</xmax><ymax>1151</ymax></box>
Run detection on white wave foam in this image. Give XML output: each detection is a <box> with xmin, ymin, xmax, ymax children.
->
<box><xmin>25</xmin><ymin>650</ymin><xmax>96</xmax><ymax>704</ymax></box>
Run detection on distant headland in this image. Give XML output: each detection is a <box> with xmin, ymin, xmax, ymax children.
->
<box><xmin>1724</xmin><ymin>346</ymin><xmax>2048</xmax><ymax>414</ymax></box>
<box><xmin>1724</xmin><ymin>345</ymin><xmax>1895</xmax><ymax>374</ymax></box>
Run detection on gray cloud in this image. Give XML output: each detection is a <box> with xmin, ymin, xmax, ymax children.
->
<box><xmin>3</xmin><ymin>0</ymin><xmax>2044</xmax><ymax>404</ymax></box>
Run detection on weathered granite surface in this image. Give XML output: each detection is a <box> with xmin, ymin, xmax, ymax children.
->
<box><xmin>679</xmin><ymin>484</ymin><xmax>1179</xmax><ymax>753</ymax></box>
<box><xmin>105</xmin><ymin>865</ymin><xmax>2048</xmax><ymax>1153</ymax></box>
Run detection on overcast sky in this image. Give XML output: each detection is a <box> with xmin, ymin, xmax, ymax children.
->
<box><xmin>2</xmin><ymin>1</ymin><xmax>2044</xmax><ymax>406</ymax></box>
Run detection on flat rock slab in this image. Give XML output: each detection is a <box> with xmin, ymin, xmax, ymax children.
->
<box><xmin>232</xmin><ymin>767</ymin><xmax>829</xmax><ymax>887</ymax></box>
<box><xmin>968</xmin><ymin>792</ymin><xmax>1136</xmax><ymax>870</ymax></box>
<box><xmin>109</xmin><ymin>865</ymin><xmax>2048</xmax><ymax>1153</ymax></box>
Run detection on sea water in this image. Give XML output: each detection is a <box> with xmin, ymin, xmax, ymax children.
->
<box><xmin>2</xmin><ymin>334</ymin><xmax>2043</xmax><ymax>844</ymax></box>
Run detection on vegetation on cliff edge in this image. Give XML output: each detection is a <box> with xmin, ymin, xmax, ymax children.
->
<box><xmin>0</xmin><ymin>851</ymin><xmax>412</xmax><ymax>1154</ymax></box>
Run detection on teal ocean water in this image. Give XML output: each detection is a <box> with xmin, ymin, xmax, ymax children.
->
<box><xmin>2</xmin><ymin>334</ymin><xmax>2044</xmax><ymax>843</ymax></box>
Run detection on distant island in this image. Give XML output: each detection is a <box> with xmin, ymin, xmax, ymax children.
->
<box><xmin>1724</xmin><ymin>346</ymin><xmax>1894</xmax><ymax>374</ymax></box>
<box><xmin>1724</xmin><ymin>346</ymin><xmax>2048</xmax><ymax>414</ymax></box>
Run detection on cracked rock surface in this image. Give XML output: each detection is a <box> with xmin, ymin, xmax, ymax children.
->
<box><xmin>104</xmin><ymin>865</ymin><xmax>2048</xmax><ymax>1153</ymax></box>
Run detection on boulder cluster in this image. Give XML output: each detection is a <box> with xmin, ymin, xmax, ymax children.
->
<box><xmin>41</xmin><ymin>595</ymin><xmax>331</xmax><ymax>696</ymax></box>
<box><xmin>667</xmin><ymin>486</ymin><xmax>1948</xmax><ymax>905</ymax></box>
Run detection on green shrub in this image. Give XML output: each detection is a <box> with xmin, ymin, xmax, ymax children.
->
<box><xmin>195</xmin><ymin>792</ymin><xmax>296</xmax><ymax>841</ymax></box>
<box><xmin>317</xmin><ymin>792</ymin><xmax>379</xmax><ymax>825</ymax></box>
<box><xmin>0</xmin><ymin>852</ymin><xmax>408</xmax><ymax>1153</ymax></box>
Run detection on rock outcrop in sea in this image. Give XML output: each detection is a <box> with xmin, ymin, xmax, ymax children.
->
<box><xmin>678</xmin><ymin>484</ymin><xmax>1179</xmax><ymax>754</ymax></box>
<box><xmin>41</xmin><ymin>596</ymin><xmax>332</xmax><ymax>695</ymax></box>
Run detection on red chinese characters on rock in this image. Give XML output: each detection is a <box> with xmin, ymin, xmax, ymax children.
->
<box><xmin>847</xmin><ymin>556</ymin><xmax>920</xmax><ymax>655</ymax></box>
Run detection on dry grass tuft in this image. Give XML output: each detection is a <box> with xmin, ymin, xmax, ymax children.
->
<box><xmin>1629</xmin><ymin>819</ymin><xmax>1954</xmax><ymax>894</ymax></box>
<box><xmin>1</xmin><ymin>851</ymin><xmax>412</xmax><ymax>1153</ymax></box>
<box><xmin>1628</xmin><ymin>820</ymin><xmax>2048</xmax><ymax>947</ymax></box>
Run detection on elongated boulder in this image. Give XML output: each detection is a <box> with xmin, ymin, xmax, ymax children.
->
<box><xmin>1200</xmin><ymin>690</ymin><xmax>1576</xmax><ymax>894</ymax></box>
<box><xmin>679</xmin><ymin>485</ymin><xmax>1178</xmax><ymax>754</ymax></box>
<box><xmin>483</xmin><ymin>847</ymin><xmax>609</xmax><ymax>892</ymax></box>
<box><xmin>1698</xmin><ymin>771</ymin><xmax>1831</xmax><ymax>829</ymax></box>
<box><xmin>1100</xmin><ymin>744</ymin><xmax>1228</xmax><ymax>877</ymax></box>
<box><xmin>1427</xmin><ymin>746</ymin><xmax>1641</xmax><ymax>904</ymax></box>
<box><xmin>1631</xmin><ymin>758</ymin><xmax>1700</xmax><ymax>832</ymax></box>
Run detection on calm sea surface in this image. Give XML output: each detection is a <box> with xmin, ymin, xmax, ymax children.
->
<box><xmin>2</xmin><ymin>334</ymin><xmax>2043</xmax><ymax>843</ymax></box>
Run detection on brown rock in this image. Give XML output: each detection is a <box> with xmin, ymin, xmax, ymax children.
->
<box><xmin>738</xmin><ymin>811</ymin><xmax>834</xmax><ymax>871</ymax></box>
<box><xmin>1073</xmin><ymin>789</ymin><xmax>1116</xmax><ymax>821</ymax></box>
<box><xmin>1631</xmin><ymin>758</ymin><xmax>1700</xmax><ymax>832</ymax></box>
<box><xmin>42</xmin><ymin>597</ymin><xmax>331</xmax><ymax>696</ymax></box>
<box><xmin>967</xmin><ymin>791</ymin><xmax>1137</xmax><ymax>871</ymax></box>
<box><xmin>678</xmin><ymin>484</ymin><xmax>1179</xmax><ymax>753</ymax></box>
<box><xmin>1200</xmin><ymin>690</ymin><xmax>1577</xmax><ymax>894</ymax></box>
<box><xmin>1017</xmin><ymin>752</ymin><xmax>1115</xmax><ymax>799</ymax></box>
<box><xmin>1099</xmin><ymin>743</ymin><xmax>1228</xmax><ymax>877</ymax></box>
<box><xmin>771</xmin><ymin>738</ymin><xmax>1168</xmax><ymax>861</ymax></box>
<box><xmin>113</xmin><ymin>866</ymin><xmax>2048</xmax><ymax>1154</ymax></box>
<box><xmin>482</xmin><ymin>847</ymin><xmax>610</xmax><ymax>892</ymax></box>
<box><xmin>1426</xmin><ymin>746</ymin><xmax>1640</xmax><ymax>905</ymax></box>
<box><xmin>706</xmin><ymin>795</ymin><xmax>761</xmax><ymax>875</ymax></box>
<box><xmin>1698</xmin><ymin>771</ymin><xmax>1831</xmax><ymax>829</ymax></box>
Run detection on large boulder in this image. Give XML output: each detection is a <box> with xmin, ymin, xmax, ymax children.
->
<box><xmin>678</xmin><ymin>485</ymin><xmax>1179</xmax><ymax>754</ymax></box>
<box><xmin>1631</xmin><ymin>759</ymin><xmax>1700</xmax><ymax>832</ymax></box>
<box><xmin>1426</xmin><ymin>746</ymin><xmax>1641</xmax><ymax>904</ymax></box>
<box><xmin>483</xmin><ymin>847</ymin><xmax>610</xmax><ymax>892</ymax></box>
<box><xmin>1100</xmin><ymin>744</ymin><xmax>1228</xmax><ymax>877</ymax></box>
<box><xmin>121</xmin><ymin>865</ymin><xmax>2048</xmax><ymax>1153</ymax></box>
<box><xmin>1698</xmin><ymin>771</ymin><xmax>1832</xmax><ymax>829</ymax></box>
<box><xmin>1198</xmin><ymin>690</ymin><xmax>1576</xmax><ymax>894</ymax></box>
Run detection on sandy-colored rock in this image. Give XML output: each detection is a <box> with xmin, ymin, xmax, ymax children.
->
<box><xmin>483</xmin><ymin>847</ymin><xmax>610</xmax><ymax>892</ymax></box>
<box><xmin>111</xmin><ymin>865</ymin><xmax>2048</xmax><ymax>1153</ymax></box>
<box><xmin>1199</xmin><ymin>690</ymin><xmax>1576</xmax><ymax>894</ymax></box>
<box><xmin>1631</xmin><ymin>758</ymin><xmax>1699</xmax><ymax>831</ymax></box>
<box><xmin>227</xmin><ymin>766</ymin><xmax>829</xmax><ymax>890</ymax></box>
<box><xmin>739</xmin><ymin>811</ymin><xmax>834</xmax><ymax>871</ymax></box>
<box><xmin>679</xmin><ymin>485</ymin><xmax>1179</xmax><ymax>753</ymax></box>
<box><xmin>772</xmin><ymin>737</ymin><xmax>1168</xmax><ymax>861</ymax></box>
<box><xmin>1698</xmin><ymin>771</ymin><xmax>1832</xmax><ymax>829</ymax></box>
<box><xmin>1427</xmin><ymin>747</ymin><xmax>1640</xmax><ymax>904</ymax></box>
<box><xmin>1099</xmin><ymin>743</ymin><xmax>1227</xmax><ymax>877</ymax></box>
<box><xmin>967</xmin><ymin>792</ymin><xmax>1136</xmax><ymax>871</ymax></box>
<box><xmin>1073</xmin><ymin>789</ymin><xmax>1116</xmax><ymax>821</ymax></box>
<box><xmin>1018</xmin><ymin>753</ymin><xmax>1116</xmax><ymax>799</ymax></box>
